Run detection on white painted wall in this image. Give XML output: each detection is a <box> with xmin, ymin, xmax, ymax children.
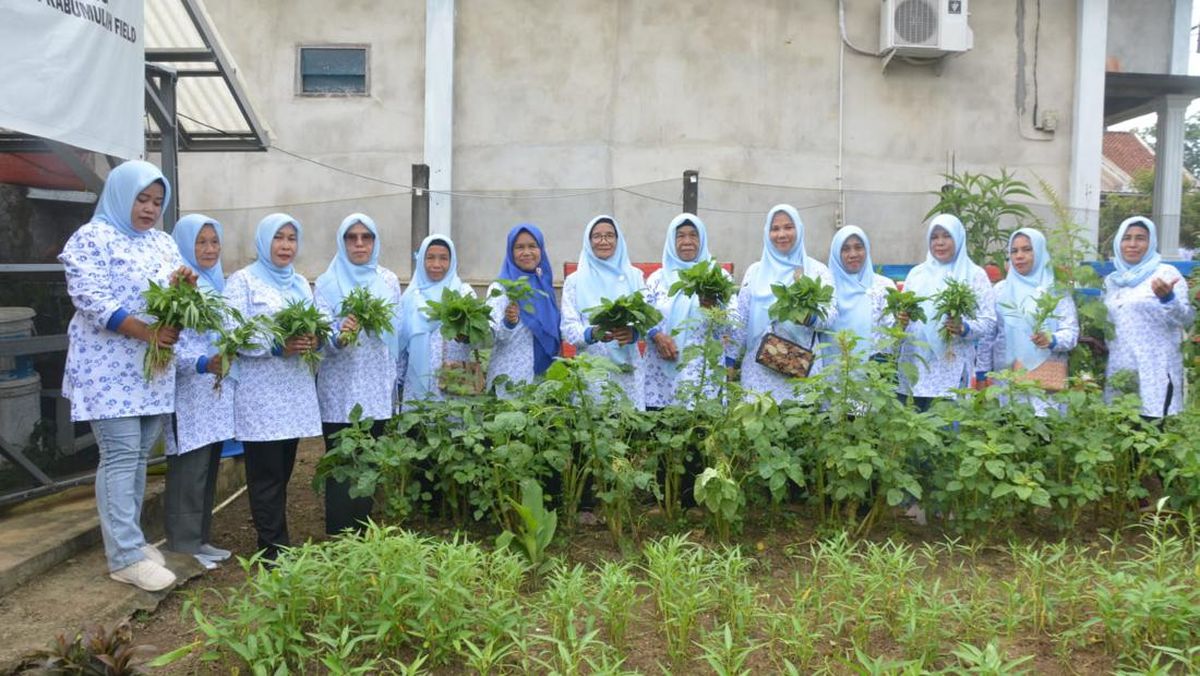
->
<box><xmin>179</xmin><ymin>0</ymin><xmax>1081</xmax><ymax>282</ymax></box>
<box><xmin>1106</xmin><ymin>0</ymin><xmax>1174</xmax><ymax>74</ymax></box>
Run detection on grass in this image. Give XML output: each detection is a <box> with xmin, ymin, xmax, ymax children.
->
<box><xmin>164</xmin><ymin>507</ymin><xmax>1200</xmax><ymax>674</ymax></box>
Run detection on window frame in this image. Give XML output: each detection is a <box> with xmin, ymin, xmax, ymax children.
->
<box><xmin>295</xmin><ymin>43</ymin><xmax>371</xmax><ymax>98</ymax></box>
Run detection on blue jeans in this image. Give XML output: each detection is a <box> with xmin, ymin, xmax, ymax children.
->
<box><xmin>90</xmin><ymin>415</ymin><xmax>164</xmax><ymax>571</ymax></box>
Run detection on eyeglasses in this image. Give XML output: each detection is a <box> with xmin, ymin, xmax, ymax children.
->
<box><xmin>590</xmin><ymin>233</ymin><xmax>617</xmax><ymax>243</ymax></box>
<box><xmin>344</xmin><ymin>233</ymin><xmax>376</xmax><ymax>243</ymax></box>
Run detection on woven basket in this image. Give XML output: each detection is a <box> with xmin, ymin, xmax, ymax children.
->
<box><xmin>1012</xmin><ymin>358</ymin><xmax>1067</xmax><ymax>393</ymax></box>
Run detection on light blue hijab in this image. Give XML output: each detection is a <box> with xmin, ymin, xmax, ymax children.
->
<box><xmin>93</xmin><ymin>160</ymin><xmax>171</xmax><ymax>238</ymax></box>
<box><xmin>315</xmin><ymin>213</ymin><xmax>399</xmax><ymax>358</ymax></box>
<box><xmin>574</xmin><ymin>216</ymin><xmax>644</xmax><ymax>366</ymax></box>
<box><xmin>172</xmin><ymin>214</ymin><xmax>225</xmax><ymax>293</ymax></box>
<box><xmin>398</xmin><ymin>235</ymin><xmax>463</xmax><ymax>399</ymax></box>
<box><xmin>1110</xmin><ymin>216</ymin><xmax>1162</xmax><ymax>288</ymax></box>
<box><xmin>248</xmin><ymin>213</ymin><xmax>310</xmax><ymax>302</ymax></box>
<box><xmin>827</xmin><ymin>225</ymin><xmax>876</xmax><ymax>350</ymax></box>
<box><xmin>997</xmin><ymin>228</ymin><xmax>1057</xmax><ymax>371</ymax></box>
<box><xmin>745</xmin><ymin>204</ymin><xmax>818</xmax><ymax>344</ymax></box>
<box><xmin>660</xmin><ymin>213</ymin><xmax>713</xmax><ymax>375</ymax></box>
<box><xmin>903</xmin><ymin>214</ymin><xmax>983</xmax><ymax>359</ymax></box>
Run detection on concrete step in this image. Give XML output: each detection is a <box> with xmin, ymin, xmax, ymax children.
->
<box><xmin>0</xmin><ymin>456</ymin><xmax>245</xmax><ymax>671</ymax></box>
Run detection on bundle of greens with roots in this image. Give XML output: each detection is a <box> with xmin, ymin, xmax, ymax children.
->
<box><xmin>140</xmin><ymin>278</ymin><xmax>228</xmax><ymax>380</ymax></box>
<box><xmin>667</xmin><ymin>259</ymin><xmax>737</xmax><ymax>306</ymax></box>
<box><xmin>488</xmin><ymin>277</ymin><xmax>545</xmax><ymax>313</ymax></box>
<box><xmin>766</xmin><ymin>274</ymin><xmax>835</xmax><ymax>327</ymax></box>
<box><xmin>211</xmin><ymin>310</ymin><xmax>280</xmax><ymax>392</ymax></box>
<box><xmin>338</xmin><ymin>286</ymin><xmax>397</xmax><ymax>347</ymax></box>
<box><xmin>584</xmin><ymin>292</ymin><xmax>663</xmax><ymax>336</ymax></box>
<box><xmin>932</xmin><ymin>278</ymin><xmax>980</xmax><ymax>346</ymax></box>
<box><xmin>272</xmin><ymin>300</ymin><xmax>333</xmax><ymax>373</ymax></box>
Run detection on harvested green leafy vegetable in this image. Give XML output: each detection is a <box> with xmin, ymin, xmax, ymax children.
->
<box><xmin>488</xmin><ymin>277</ymin><xmax>545</xmax><ymax>313</ymax></box>
<box><xmin>767</xmin><ymin>275</ymin><xmax>835</xmax><ymax>327</ymax></box>
<box><xmin>667</xmin><ymin>260</ymin><xmax>736</xmax><ymax>305</ymax></box>
<box><xmin>884</xmin><ymin>288</ymin><xmax>929</xmax><ymax>325</ymax></box>
<box><xmin>339</xmin><ymin>286</ymin><xmax>397</xmax><ymax>347</ymax></box>
<box><xmin>584</xmin><ymin>292</ymin><xmax>663</xmax><ymax>335</ymax></box>
<box><xmin>273</xmin><ymin>300</ymin><xmax>333</xmax><ymax>373</ymax></box>
<box><xmin>211</xmin><ymin>310</ymin><xmax>279</xmax><ymax>392</ymax></box>
<box><xmin>423</xmin><ymin>288</ymin><xmax>493</xmax><ymax>346</ymax></box>
<box><xmin>141</xmin><ymin>279</ymin><xmax>228</xmax><ymax>380</ymax></box>
<box><xmin>932</xmin><ymin>278</ymin><xmax>980</xmax><ymax>343</ymax></box>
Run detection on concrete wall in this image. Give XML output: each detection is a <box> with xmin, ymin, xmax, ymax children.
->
<box><xmin>1106</xmin><ymin>0</ymin><xmax>1174</xmax><ymax>74</ymax></box>
<box><xmin>180</xmin><ymin>0</ymin><xmax>1080</xmax><ymax>283</ymax></box>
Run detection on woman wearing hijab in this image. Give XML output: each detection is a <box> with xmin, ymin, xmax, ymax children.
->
<box><xmin>486</xmin><ymin>224</ymin><xmax>561</xmax><ymax>397</ymax></box>
<box><xmin>825</xmin><ymin>225</ymin><xmax>897</xmax><ymax>359</ymax></box>
<box><xmin>59</xmin><ymin>160</ymin><xmax>190</xmax><ymax>591</ymax></box>
<box><xmin>977</xmin><ymin>228</ymin><xmax>1078</xmax><ymax>416</ymax></box>
<box><xmin>1103</xmin><ymin>216</ymin><xmax>1194</xmax><ymax>418</ymax></box>
<box><xmin>732</xmin><ymin>204</ymin><xmax>838</xmax><ymax>402</ymax></box>
<box><xmin>560</xmin><ymin>215</ymin><xmax>648</xmax><ymax>409</ymax></box>
<box><xmin>898</xmin><ymin>214</ymin><xmax>997</xmax><ymax>409</ymax></box>
<box><xmin>643</xmin><ymin>213</ymin><xmax>736</xmax><ymax>407</ymax></box>
<box><xmin>314</xmin><ymin>214</ymin><xmax>402</xmax><ymax>534</ymax></box>
<box><xmin>163</xmin><ymin>214</ymin><xmax>235</xmax><ymax>570</ymax></box>
<box><xmin>224</xmin><ymin>213</ymin><xmax>322</xmax><ymax>561</ymax></box>
<box><xmin>397</xmin><ymin>235</ymin><xmax>476</xmax><ymax>407</ymax></box>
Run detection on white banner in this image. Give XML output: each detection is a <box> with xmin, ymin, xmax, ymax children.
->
<box><xmin>0</xmin><ymin>0</ymin><xmax>144</xmax><ymax>159</ymax></box>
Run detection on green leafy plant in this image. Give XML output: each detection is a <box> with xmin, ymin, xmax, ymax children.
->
<box><xmin>767</xmin><ymin>274</ymin><xmax>835</xmax><ymax>327</ymax></box>
<box><xmin>584</xmin><ymin>291</ymin><xmax>663</xmax><ymax>335</ymax></box>
<box><xmin>667</xmin><ymin>259</ymin><xmax>737</xmax><ymax>305</ymax></box>
<box><xmin>141</xmin><ymin>278</ymin><xmax>228</xmax><ymax>380</ymax></box>
<box><xmin>999</xmin><ymin>290</ymin><xmax>1062</xmax><ymax>338</ymax></box>
<box><xmin>423</xmin><ymin>288</ymin><xmax>493</xmax><ymax>347</ymax></box>
<box><xmin>495</xmin><ymin>478</ymin><xmax>558</xmax><ymax>576</ymax></box>
<box><xmin>338</xmin><ymin>286</ymin><xmax>396</xmax><ymax>347</ymax></box>
<box><xmin>32</xmin><ymin>621</ymin><xmax>154</xmax><ymax>675</ymax></box>
<box><xmin>926</xmin><ymin>169</ymin><xmax>1037</xmax><ymax>269</ymax></box>
<box><xmin>272</xmin><ymin>299</ymin><xmax>333</xmax><ymax>373</ymax></box>
<box><xmin>931</xmin><ymin>278</ymin><xmax>980</xmax><ymax>344</ymax></box>
<box><xmin>884</xmin><ymin>288</ymin><xmax>929</xmax><ymax>324</ymax></box>
<box><xmin>489</xmin><ymin>277</ymin><xmax>545</xmax><ymax>313</ymax></box>
<box><xmin>210</xmin><ymin>310</ymin><xmax>277</xmax><ymax>392</ymax></box>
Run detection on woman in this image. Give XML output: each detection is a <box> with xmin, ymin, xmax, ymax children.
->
<box><xmin>224</xmin><ymin>213</ymin><xmax>322</xmax><ymax>561</ymax></box>
<box><xmin>1103</xmin><ymin>216</ymin><xmax>1194</xmax><ymax>417</ymax></box>
<box><xmin>560</xmin><ymin>215</ymin><xmax>648</xmax><ymax>409</ymax></box>
<box><xmin>825</xmin><ymin>225</ymin><xmax>897</xmax><ymax>359</ymax></box>
<box><xmin>59</xmin><ymin>160</ymin><xmax>189</xmax><ymax>591</ymax></box>
<box><xmin>314</xmin><ymin>214</ymin><xmax>402</xmax><ymax>534</ymax></box>
<box><xmin>486</xmin><ymin>224</ymin><xmax>561</xmax><ymax>397</ymax></box>
<box><xmin>733</xmin><ymin>204</ymin><xmax>838</xmax><ymax>402</ymax></box>
<box><xmin>898</xmin><ymin>214</ymin><xmax>997</xmax><ymax>409</ymax></box>
<box><xmin>397</xmin><ymin>235</ymin><xmax>476</xmax><ymax>407</ymax></box>
<box><xmin>978</xmin><ymin>228</ymin><xmax>1078</xmax><ymax>416</ymax></box>
<box><xmin>164</xmin><ymin>214</ymin><xmax>235</xmax><ymax>569</ymax></box>
<box><xmin>643</xmin><ymin>213</ymin><xmax>736</xmax><ymax>407</ymax></box>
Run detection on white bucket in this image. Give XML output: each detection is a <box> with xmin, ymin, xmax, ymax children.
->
<box><xmin>0</xmin><ymin>307</ymin><xmax>36</xmax><ymax>381</ymax></box>
<box><xmin>0</xmin><ymin>373</ymin><xmax>40</xmax><ymax>452</ymax></box>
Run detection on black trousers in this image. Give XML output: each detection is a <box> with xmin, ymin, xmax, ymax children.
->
<box><xmin>321</xmin><ymin>421</ymin><xmax>382</xmax><ymax>535</ymax></box>
<box><xmin>163</xmin><ymin>439</ymin><xmax>223</xmax><ymax>554</ymax></box>
<box><xmin>242</xmin><ymin>438</ymin><xmax>299</xmax><ymax>556</ymax></box>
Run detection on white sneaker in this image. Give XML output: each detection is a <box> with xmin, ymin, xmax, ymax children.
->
<box><xmin>110</xmin><ymin>559</ymin><xmax>176</xmax><ymax>592</ymax></box>
<box><xmin>197</xmin><ymin>543</ymin><xmax>232</xmax><ymax>562</ymax></box>
<box><xmin>140</xmin><ymin>544</ymin><xmax>166</xmax><ymax>566</ymax></box>
<box><xmin>193</xmin><ymin>554</ymin><xmax>218</xmax><ymax>571</ymax></box>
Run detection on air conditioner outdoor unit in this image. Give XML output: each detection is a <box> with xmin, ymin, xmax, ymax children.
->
<box><xmin>880</xmin><ymin>0</ymin><xmax>973</xmax><ymax>57</ymax></box>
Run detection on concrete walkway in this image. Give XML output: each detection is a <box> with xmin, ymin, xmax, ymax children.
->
<box><xmin>0</xmin><ymin>458</ymin><xmax>244</xmax><ymax>671</ymax></box>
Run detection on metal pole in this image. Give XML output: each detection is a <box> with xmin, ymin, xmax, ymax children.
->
<box><xmin>411</xmin><ymin>164</ymin><xmax>430</xmax><ymax>269</ymax></box>
<box><xmin>145</xmin><ymin>64</ymin><xmax>180</xmax><ymax>230</ymax></box>
<box><xmin>683</xmin><ymin>169</ymin><xmax>699</xmax><ymax>214</ymax></box>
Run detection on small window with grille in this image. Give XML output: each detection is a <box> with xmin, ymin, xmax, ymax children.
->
<box><xmin>297</xmin><ymin>45</ymin><xmax>369</xmax><ymax>96</ymax></box>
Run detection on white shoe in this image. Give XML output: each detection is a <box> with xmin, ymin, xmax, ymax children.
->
<box><xmin>140</xmin><ymin>544</ymin><xmax>166</xmax><ymax>566</ymax></box>
<box><xmin>197</xmin><ymin>543</ymin><xmax>232</xmax><ymax>562</ymax></box>
<box><xmin>110</xmin><ymin>559</ymin><xmax>176</xmax><ymax>592</ymax></box>
<box><xmin>193</xmin><ymin>554</ymin><xmax>218</xmax><ymax>571</ymax></box>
